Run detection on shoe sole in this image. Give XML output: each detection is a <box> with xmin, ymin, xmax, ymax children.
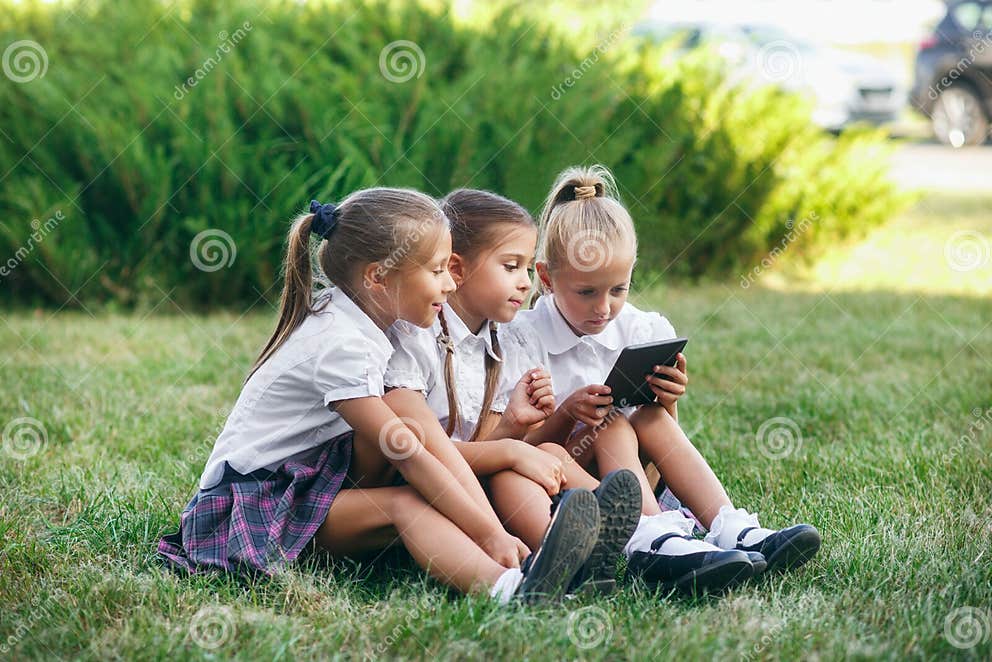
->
<box><xmin>518</xmin><ymin>489</ymin><xmax>600</xmax><ymax>604</ymax></box>
<box><xmin>577</xmin><ymin>470</ymin><xmax>642</xmax><ymax>595</ymax></box>
<box><xmin>765</xmin><ymin>526</ymin><xmax>821</xmax><ymax>572</ymax></box>
<box><xmin>663</xmin><ymin>553</ymin><xmax>754</xmax><ymax>596</ymax></box>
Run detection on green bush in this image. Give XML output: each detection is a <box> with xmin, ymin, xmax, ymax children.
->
<box><xmin>0</xmin><ymin>0</ymin><xmax>908</xmax><ymax>307</ymax></box>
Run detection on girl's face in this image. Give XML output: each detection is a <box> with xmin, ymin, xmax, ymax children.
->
<box><xmin>449</xmin><ymin>225</ymin><xmax>537</xmax><ymax>333</ymax></box>
<box><xmin>392</xmin><ymin>230</ymin><xmax>457</xmax><ymax>328</ymax></box>
<box><xmin>537</xmin><ymin>250</ymin><xmax>635</xmax><ymax>337</ymax></box>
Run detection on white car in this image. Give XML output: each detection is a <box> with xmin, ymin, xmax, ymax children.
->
<box><xmin>633</xmin><ymin>21</ymin><xmax>906</xmax><ymax>130</ymax></box>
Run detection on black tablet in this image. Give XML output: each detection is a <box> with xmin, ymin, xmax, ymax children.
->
<box><xmin>603</xmin><ymin>337</ymin><xmax>688</xmax><ymax>408</ymax></box>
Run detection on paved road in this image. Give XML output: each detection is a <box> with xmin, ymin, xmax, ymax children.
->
<box><xmin>889</xmin><ymin>143</ymin><xmax>992</xmax><ymax>193</ymax></box>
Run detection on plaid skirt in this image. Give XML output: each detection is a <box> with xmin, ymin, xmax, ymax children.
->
<box><xmin>158</xmin><ymin>432</ymin><xmax>353</xmax><ymax>576</ymax></box>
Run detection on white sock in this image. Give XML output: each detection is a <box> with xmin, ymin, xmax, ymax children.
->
<box><xmin>703</xmin><ymin>505</ymin><xmax>777</xmax><ymax>549</ymax></box>
<box><xmin>623</xmin><ymin>512</ymin><xmax>721</xmax><ymax>557</ymax></box>
<box><xmin>489</xmin><ymin>567</ymin><xmax>523</xmax><ymax>605</ymax></box>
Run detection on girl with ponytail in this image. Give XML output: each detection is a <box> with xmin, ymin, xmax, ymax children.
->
<box><xmin>158</xmin><ymin>188</ymin><xmax>598</xmax><ymax>604</ymax></box>
<box><xmin>500</xmin><ymin>165</ymin><xmax>822</xmax><ymax>595</ymax></box>
<box><xmin>384</xmin><ymin>188</ymin><xmax>643</xmax><ymax>596</ymax></box>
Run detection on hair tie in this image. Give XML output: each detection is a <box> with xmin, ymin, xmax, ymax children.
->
<box><xmin>574</xmin><ymin>185</ymin><xmax>597</xmax><ymax>200</ymax></box>
<box><xmin>309</xmin><ymin>199</ymin><xmax>339</xmax><ymax>239</ymax></box>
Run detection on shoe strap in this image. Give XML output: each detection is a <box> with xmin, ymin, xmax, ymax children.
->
<box><xmin>735</xmin><ymin>526</ymin><xmax>758</xmax><ymax>547</ymax></box>
<box><xmin>649</xmin><ymin>531</ymin><xmax>694</xmax><ymax>552</ymax></box>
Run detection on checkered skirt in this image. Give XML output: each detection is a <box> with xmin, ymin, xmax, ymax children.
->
<box><xmin>158</xmin><ymin>432</ymin><xmax>353</xmax><ymax>576</ymax></box>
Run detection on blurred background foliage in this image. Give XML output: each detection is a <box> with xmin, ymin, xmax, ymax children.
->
<box><xmin>0</xmin><ymin>0</ymin><xmax>909</xmax><ymax>308</ymax></box>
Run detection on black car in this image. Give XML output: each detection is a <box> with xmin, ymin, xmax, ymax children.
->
<box><xmin>912</xmin><ymin>0</ymin><xmax>992</xmax><ymax>146</ymax></box>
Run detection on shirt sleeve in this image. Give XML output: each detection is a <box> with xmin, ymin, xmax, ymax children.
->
<box><xmin>313</xmin><ymin>341</ymin><xmax>386</xmax><ymax>407</ymax></box>
<box><xmin>383</xmin><ymin>321</ymin><xmax>437</xmax><ymax>393</ymax></box>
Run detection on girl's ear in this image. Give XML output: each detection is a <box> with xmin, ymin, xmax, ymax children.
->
<box><xmin>361</xmin><ymin>262</ymin><xmax>388</xmax><ymax>293</ymax></box>
<box><xmin>535</xmin><ymin>261</ymin><xmax>553</xmax><ymax>292</ymax></box>
<box><xmin>447</xmin><ymin>252</ymin><xmax>466</xmax><ymax>287</ymax></box>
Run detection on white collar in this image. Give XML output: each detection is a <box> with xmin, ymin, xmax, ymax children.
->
<box><xmin>532</xmin><ymin>294</ymin><xmax>623</xmax><ymax>354</ymax></box>
<box><xmin>323</xmin><ymin>287</ymin><xmax>394</xmax><ymax>357</ymax></box>
<box><xmin>438</xmin><ymin>303</ymin><xmax>501</xmax><ymax>362</ymax></box>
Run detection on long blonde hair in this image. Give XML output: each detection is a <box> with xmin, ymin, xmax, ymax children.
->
<box><xmin>248</xmin><ymin>187</ymin><xmax>447</xmax><ymax>381</ymax></box>
<box><xmin>536</xmin><ymin>164</ymin><xmax>637</xmax><ymax>293</ymax></box>
<box><xmin>438</xmin><ymin>188</ymin><xmax>534</xmax><ymax>441</ymax></box>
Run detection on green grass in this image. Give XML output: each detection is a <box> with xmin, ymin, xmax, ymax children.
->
<box><xmin>2</xmin><ymin>192</ymin><xmax>991</xmax><ymax>660</ymax></box>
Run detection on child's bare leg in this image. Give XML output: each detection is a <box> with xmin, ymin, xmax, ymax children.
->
<box><xmin>316</xmin><ymin>486</ymin><xmax>506</xmax><ymax>595</ymax></box>
<box><xmin>564</xmin><ymin>415</ymin><xmax>661</xmax><ymax>516</ymax></box>
<box><xmin>628</xmin><ymin>405</ymin><xmax>732</xmax><ymax>527</ymax></box>
<box><xmin>489</xmin><ymin>443</ymin><xmax>600</xmax><ymax>549</ymax></box>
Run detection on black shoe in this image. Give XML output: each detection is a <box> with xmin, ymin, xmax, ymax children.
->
<box><xmin>735</xmin><ymin>524</ymin><xmax>821</xmax><ymax>573</ymax></box>
<box><xmin>628</xmin><ymin>532</ymin><xmax>754</xmax><ymax>596</ymax></box>
<box><xmin>744</xmin><ymin>551</ymin><xmax>767</xmax><ymax>575</ymax></box>
<box><xmin>568</xmin><ymin>469</ymin><xmax>642</xmax><ymax>595</ymax></box>
<box><xmin>516</xmin><ymin>488</ymin><xmax>600</xmax><ymax>604</ymax></box>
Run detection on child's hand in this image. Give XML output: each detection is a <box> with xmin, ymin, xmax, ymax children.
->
<box><xmin>505</xmin><ymin>368</ymin><xmax>555</xmax><ymax>429</ymax></box>
<box><xmin>561</xmin><ymin>385</ymin><xmax>614</xmax><ymax>428</ymax></box>
<box><xmin>509</xmin><ymin>441</ymin><xmax>567</xmax><ymax>495</ymax></box>
<box><xmin>479</xmin><ymin>529</ymin><xmax>531</xmax><ymax>568</ymax></box>
<box><xmin>645</xmin><ymin>352</ymin><xmax>688</xmax><ymax>412</ymax></box>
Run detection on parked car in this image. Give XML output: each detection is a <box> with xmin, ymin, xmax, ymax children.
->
<box><xmin>911</xmin><ymin>0</ymin><xmax>992</xmax><ymax>146</ymax></box>
<box><xmin>633</xmin><ymin>21</ymin><xmax>906</xmax><ymax>131</ymax></box>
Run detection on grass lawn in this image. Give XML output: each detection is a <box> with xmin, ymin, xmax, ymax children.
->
<box><xmin>1</xmin><ymin>192</ymin><xmax>990</xmax><ymax>660</ymax></box>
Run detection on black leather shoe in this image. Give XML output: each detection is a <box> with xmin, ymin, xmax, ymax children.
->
<box><xmin>628</xmin><ymin>532</ymin><xmax>754</xmax><ymax>595</ymax></box>
<box><xmin>516</xmin><ymin>488</ymin><xmax>600</xmax><ymax>604</ymax></box>
<box><xmin>735</xmin><ymin>524</ymin><xmax>821</xmax><ymax>573</ymax></box>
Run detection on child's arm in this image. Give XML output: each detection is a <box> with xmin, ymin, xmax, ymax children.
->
<box><xmin>523</xmin><ymin>384</ymin><xmax>614</xmax><ymax>444</ymax></box>
<box><xmin>336</xmin><ymin>395</ymin><xmax>529</xmax><ymax>567</ymax></box>
<box><xmin>381</xmin><ymin>387</ymin><xmax>508</xmax><ymax>532</ymax></box>
<box><xmin>642</xmin><ymin>352</ymin><xmax>688</xmax><ymax>421</ymax></box>
<box><xmin>486</xmin><ymin>367</ymin><xmax>556</xmax><ymax>441</ymax></box>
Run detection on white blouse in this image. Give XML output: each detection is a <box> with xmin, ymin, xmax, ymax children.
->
<box><xmin>385</xmin><ymin>303</ymin><xmax>515</xmax><ymax>441</ymax></box>
<box><xmin>499</xmin><ymin>294</ymin><xmax>677</xmax><ymax>409</ymax></box>
<box><xmin>199</xmin><ymin>287</ymin><xmax>394</xmax><ymax>489</ymax></box>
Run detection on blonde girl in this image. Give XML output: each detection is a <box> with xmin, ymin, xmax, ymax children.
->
<box><xmin>384</xmin><ymin>188</ymin><xmax>641</xmax><ymax>595</ymax></box>
<box><xmin>158</xmin><ymin>189</ymin><xmax>595</xmax><ymax>604</ymax></box>
<box><xmin>501</xmin><ymin>166</ymin><xmax>821</xmax><ymax>594</ymax></box>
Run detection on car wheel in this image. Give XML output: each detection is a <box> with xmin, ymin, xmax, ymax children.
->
<box><xmin>931</xmin><ymin>85</ymin><xmax>990</xmax><ymax>147</ymax></box>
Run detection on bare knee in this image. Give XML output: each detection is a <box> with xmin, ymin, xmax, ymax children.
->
<box><xmin>387</xmin><ymin>486</ymin><xmax>429</xmax><ymax>522</ymax></box>
<box><xmin>537</xmin><ymin>442</ymin><xmax>571</xmax><ymax>462</ymax></box>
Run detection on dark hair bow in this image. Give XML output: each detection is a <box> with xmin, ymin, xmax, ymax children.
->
<box><xmin>309</xmin><ymin>199</ymin><xmax>339</xmax><ymax>239</ymax></box>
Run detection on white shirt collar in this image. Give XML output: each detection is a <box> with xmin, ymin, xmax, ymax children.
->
<box><xmin>532</xmin><ymin>294</ymin><xmax>623</xmax><ymax>354</ymax></box>
<box><xmin>323</xmin><ymin>287</ymin><xmax>393</xmax><ymax>357</ymax></box>
<box><xmin>439</xmin><ymin>303</ymin><xmax>501</xmax><ymax>362</ymax></box>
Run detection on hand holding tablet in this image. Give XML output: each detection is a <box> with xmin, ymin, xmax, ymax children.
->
<box><xmin>603</xmin><ymin>338</ymin><xmax>689</xmax><ymax>408</ymax></box>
